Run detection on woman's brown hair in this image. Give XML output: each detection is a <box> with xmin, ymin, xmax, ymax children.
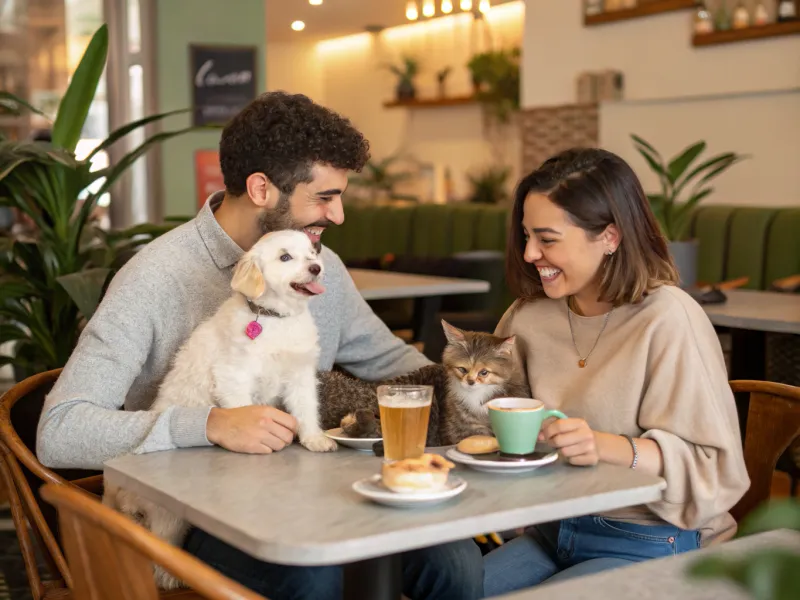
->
<box><xmin>506</xmin><ymin>147</ymin><xmax>678</xmax><ymax>306</ymax></box>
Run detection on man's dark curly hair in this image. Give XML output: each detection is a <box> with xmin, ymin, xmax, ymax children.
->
<box><xmin>219</xmin><ymin>91</ymin><xmax>371</xmax><ymax>197</ymax></box>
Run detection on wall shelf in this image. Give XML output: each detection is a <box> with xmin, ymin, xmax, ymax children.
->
<box><xmin>383</xmin><ymin>95</ymin><xmax>476</xmax><ymax>109</ymax></box>
<box><xmin>584</xmin><ymin>0</ymin><xmax>696</xmax><ymax>26</ymax></box>
<box><xmin>693</xmin><ymin>20</ymin><xmax>800</xmax><ymax>47</ymax></box>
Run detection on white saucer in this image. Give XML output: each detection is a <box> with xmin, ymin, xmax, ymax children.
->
<box><xmin>324</xmin><ymin>428</ymin><xmax>381</xmax><ymax>452</ymax></box>
<box><xmin>352</xmin><ymin>475</ymin><xmax>467</xmax><ymax>508</ymax></box>
<box><xmin>445</xmin><ymin>447</ymin><xmax>559</xmax><ymax>474</ymax></box>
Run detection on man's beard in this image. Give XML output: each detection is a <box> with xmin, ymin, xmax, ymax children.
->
<box><xmin>258</xmin><ymin>192</ymin><xmax>327</xmax><ymax>253</ymax></box>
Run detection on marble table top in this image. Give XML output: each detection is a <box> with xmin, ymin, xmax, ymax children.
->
<box><xmin>348</xmin><ymin>268</ymin><xmax>490</xmax><ymax>301</ymax></box>
<box><xmin>105</xmin><ymin>445</ymin><xmax>665</xmax><ymax>566</ymax></box>
<box><xmin>499</xmin><ymin>529</ymin><xmax>800</xmax><ymax>599</ymax></box>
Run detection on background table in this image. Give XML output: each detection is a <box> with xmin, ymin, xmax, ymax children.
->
<box><xmin>499</xmin><ymin>529</ymin><xmax>800</xmax><ymax>600</ymax></box>
<box><xmin>349</xmin><ymin>268</ymin><xmax>490</xmax><ymax>344</ymax></box>
<box><xmin>105</xmin><ymin>445</ymin><xmax>665</xmax><ymax>600</ymax></box>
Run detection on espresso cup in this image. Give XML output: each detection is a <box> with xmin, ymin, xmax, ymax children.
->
<box><xmin>487</xmin><ymin>398</ymin><xmax>567</xmax><ymax>456</ymax></box>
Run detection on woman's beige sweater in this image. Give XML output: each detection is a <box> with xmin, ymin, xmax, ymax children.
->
<box><xmin>495</xmin><ymin>285</ymin><xmax>750</xmax><ymax>544</ymax></box>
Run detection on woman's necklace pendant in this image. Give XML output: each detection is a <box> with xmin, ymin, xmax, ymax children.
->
<box><xmin>578</xmin><ymin>359</ymin><xmax>586</xmax><ymax>368</ymax></box>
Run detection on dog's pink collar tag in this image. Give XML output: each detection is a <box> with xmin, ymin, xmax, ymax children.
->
<box><xmin>245</xmin><ymin>320</ymin><xmax>263</xmax><ymax>340</ymax></box>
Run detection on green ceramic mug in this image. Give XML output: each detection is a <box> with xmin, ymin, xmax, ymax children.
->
<box><xmin>487</xmin><ymin>397</ymin><xmax>567</xmax><ymax>457</ymax></box>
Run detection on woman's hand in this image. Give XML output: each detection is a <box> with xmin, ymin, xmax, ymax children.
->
<box><xmin>539</xmin><ymin>418</ymin><xmax>599</xmax><ymax>466</ymax></box>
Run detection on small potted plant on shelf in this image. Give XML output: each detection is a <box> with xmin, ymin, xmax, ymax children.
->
<box><xmin>631</xmin><ymin>134</ymin><xmax>747</xmax><ymax>288</ymax></box>
<box><xmin>386</xmin><ymin>56</ymin><xmax>420</xmax><ymax>102</ymax></box>
<box><xmin>466</xmin><ymin>48</ymin><xmax>520</xmax><ymax>123</ymax></box>
<box><xmin>467</xmin><ymin>165</ymin><xmax>511</xmax><ymax>204</ymax></box>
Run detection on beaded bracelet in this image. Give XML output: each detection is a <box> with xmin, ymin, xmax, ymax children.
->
<box><xmin>622</xmin><ymin>434</ymin><xmax>639</xmax><ymax>470</ymax></box>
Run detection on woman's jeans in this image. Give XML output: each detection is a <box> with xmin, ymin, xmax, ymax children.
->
<box><xmin>484</xmin><ymin>515</ymin><xmax>701</xmax><ymax>597</ymax></box>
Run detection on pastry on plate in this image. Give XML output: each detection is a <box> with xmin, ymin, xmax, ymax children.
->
<box><xmin>456</xmin><ymin>435</ymin><xmax>499</xmax><ymax>455</ymax></box>
<box><xmin>381</xmin><ymin>454</ymin><xmax>455</xmax><ymax>494</ymax></box>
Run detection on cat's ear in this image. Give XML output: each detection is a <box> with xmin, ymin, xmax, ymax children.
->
<box><xmin>499</xmin><ymin>335</ymin><xmax>516</xmax><ymax>356</ymax></box>
<box><xmin>441</xmin><ymin>319</ymin><xmax>466</xmax><ymax>344</ymax></box>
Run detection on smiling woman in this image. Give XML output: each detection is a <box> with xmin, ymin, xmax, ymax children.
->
<box><xmin>483</xmin><ymin>147</ymin><xmax>750</xmax><ymax>595</ymax></box>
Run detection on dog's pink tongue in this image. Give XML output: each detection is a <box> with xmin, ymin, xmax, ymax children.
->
<box><xmin>305</xmin><ymin>281</ymin><xmax>325</xmax><ymax>295</ymax></box>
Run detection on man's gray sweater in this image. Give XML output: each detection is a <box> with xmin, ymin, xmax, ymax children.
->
<box><xmin>37</xmin><ymin>194</ymin><xmax>430</xmax><ymax>470</ymax></box>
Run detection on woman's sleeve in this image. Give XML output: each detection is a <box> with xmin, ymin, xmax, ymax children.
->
<box><xmin>638</xmin><ymin>297</ymin><xmax>750</xmax><ymax>531</ymax></box>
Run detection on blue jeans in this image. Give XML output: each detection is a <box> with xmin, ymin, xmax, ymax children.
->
<box><xmin>483</xmin><ymin>516</ymin><xmax>701</xmax><ymax>597</ymax></box>
<box><xmin>184</xmin><ymin>527</ymin><xmax>484</xmax><ymax>600</ymax></box>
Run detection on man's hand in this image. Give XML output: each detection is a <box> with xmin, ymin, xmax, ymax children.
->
<box><xmin>206</xmin><ymin>406</ymin><xmax>298</xmax><ymax>454</ymax></box>
<box><xmin>539</xmin><ymin>417</ymin><xmax>599</xmax><ymax>466</ymax></box>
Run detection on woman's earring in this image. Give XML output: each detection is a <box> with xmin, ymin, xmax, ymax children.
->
<box><xmin>606</xmin><ymin>249</ymin><xmax>615</xmax><ymax>256</ymax></box>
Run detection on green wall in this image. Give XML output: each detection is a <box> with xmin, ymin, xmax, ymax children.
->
<box><xmin>156</xmin><ymin>0</ymin><xmax>266</xmax><ymax>217</ymax></box>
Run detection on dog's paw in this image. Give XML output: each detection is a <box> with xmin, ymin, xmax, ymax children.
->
<box><xmin>154</xmin><ymin>565</ymin><xmax>185</xmax><ymax>590</ymax></box>
<box><xmin>301</xmin><ymin>433</ymin><xmax>339</xmax><ymax>452</ymax></box>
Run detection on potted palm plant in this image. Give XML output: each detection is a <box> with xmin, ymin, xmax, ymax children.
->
<box><xmin>0</xmin><ymin>24</ymin><xmax>199</xmax><ymax>379</ymax></box>
<box><xmin>631</xmin><ymin>134</ymin><xmax>746</xmax><ymax>288</ymax></box>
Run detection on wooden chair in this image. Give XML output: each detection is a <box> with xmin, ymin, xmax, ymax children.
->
<box><xmin>0</xmin><ymin>369</ymin><xmax>201</xmax><ymax>599</ymax></box>
<box><xmin>729</xmin><ymin>380</ymin><xmax>800</xmax><ymax>522</ymax></box>
<box><xmin>41</xmin><ymin>483</ymin><xmax>266</xmax><ymax>600</ymax></box>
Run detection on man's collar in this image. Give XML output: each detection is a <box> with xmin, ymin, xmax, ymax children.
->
<box><xmin>196</xmin><ymin>191</ymin><xmax>245</xmax><ymax>270</ymax></box>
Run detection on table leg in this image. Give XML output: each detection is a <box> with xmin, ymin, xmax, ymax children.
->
<box><xmin>343</xmin><ymin>554</ymin><xmax>403</xmax><ymax>600</ymax></box>
<box><xmin>727</xmin><ymin>328</ymin><xmax>766</xmax><ymax>442</ymax></box>
<box><xmin>412</xmin><ymin>296</ymin><xmax>442</xmax><ymax>345</ymax></box>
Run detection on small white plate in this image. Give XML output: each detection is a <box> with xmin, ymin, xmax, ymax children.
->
<box><xmin>353</xmin><ymin>475</ymin><xmax>467</xmax><ymax>508</ymax></box>
<box><xmin>445</xmin><ymin>447</ymin><xmax>559</xmax><ymax>474</ymax></box>
<box><xmin>324</xmin><ymin>428</ymin><xmax>381</xmax><ymax>452</ymax></box>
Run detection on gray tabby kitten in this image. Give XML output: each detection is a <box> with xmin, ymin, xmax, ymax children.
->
<box><xmin>317</xmin><ymin>320</ymin><xmax>530</xmax><ymax>446</ymax></box>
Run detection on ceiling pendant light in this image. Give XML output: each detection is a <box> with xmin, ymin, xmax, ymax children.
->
<box><xmin>460</xmin><ymin>0</ymin><xmax>472</xmax><ymax>10</ymax></box>
<box><xmin>441</xmin><ymin>0</ymin><xmax>453</xmax><ymax>13</ymax></box>
<box><xmin>479</xmin><ymin>0</ymin><xmax>491</xmax><ymax>14</ymax></box>
<box><xmin>406</xmin><ymin>1</ymin><xmax>419</xmax><ymax>20</ymax></box>
<box><xmin>422</xmin><ymin>0</ymin><xmax>435</xmax><ymax>18</ymax></box>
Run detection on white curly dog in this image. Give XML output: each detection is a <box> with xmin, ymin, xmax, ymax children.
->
<box><xmin>103</xmin><ymin>229</ymin><xmax>337</xmax><ymax>589</ymax></box>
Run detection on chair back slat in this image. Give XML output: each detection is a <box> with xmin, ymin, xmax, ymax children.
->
<box><xmin>41</xmin><ymin>484</ymin><xmax>267</xmax><ymax>600</ymax></box>
<box><xmin>730</xmin><ymin>380</ymin><xmax>800</xmax><ymax>522</ymax></box>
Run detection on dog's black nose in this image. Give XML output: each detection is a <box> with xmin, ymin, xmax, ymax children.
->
<box><xmin>467</xmin><ymin>378</ymin><xmax>475</xmax><ymax>386</ymax></box>
<box><xmin>308</xmin><ymin>264</ymin><xmax>321</xmax><ymax>276</ymax></box>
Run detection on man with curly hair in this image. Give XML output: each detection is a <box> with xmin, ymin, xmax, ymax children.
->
<box><xmin>37</xmin><ymin>92</ymin><xmax>483</xmax><ymax>600</ymax></box>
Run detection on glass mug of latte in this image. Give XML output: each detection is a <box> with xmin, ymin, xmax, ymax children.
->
<box><xmin>377</xmin><ymin>385</ymin><xmax>433</xmax><ymax>461</ymax></box>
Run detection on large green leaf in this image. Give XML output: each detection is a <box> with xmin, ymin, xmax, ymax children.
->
<box><xmin>630</xmin><ymin>134</ymin><xmax>663</xmax><ymax>161</ymax></box>
<box><xmin>695</xmin><ymin>155</ymin><xmax>746</xmax><ymax>190</ymax></box>
<box><xmin>0</xmin><ymin>323</ymin><xmax>28</xmax><ymax>345</ymax></box>
<box><xmin>55</xmin><ymin>267</ymin><xmax>112</xmax><ymax>321</ymax></box>
<box><xmin>667</xmin><ymin>141</ymin><xmax>706</xmax><ymax>184</ymax></box>
<box><xmin>738</xmin><ymin>499</ymin><xmax>800</xmax><ymax>536</ymax></box>
<box><xmin>0</xmin><ymin>91</ymin><xmax>48</xmax><ymax>118</ymax></box>
<box><xmin>51</xmin><ymin>25</ymin><xmax>109</xmax><ymax>152</ymax></box>
<box><xmin>89</xmin><ymin>126</ymin><xmax>199</xmax><ymax>200</ymax></box>
<box><xmin>634</xmin><ymin>146</ymin><xmax>670</xmax><ymax>190</ymax></box>
<box><xmin>88</xmin><ymin>108</ymin><xmax>190</xmax><ymax>161</ymax></box>
<box><xmin>673</xmin><ymin>152</ymin><xmax>737</xmax><ymax>199</ymax></box>
<box><xmin>689</xmin><ymin>549</ymin><xmax>800</xmax><ymax>600</ymax></box>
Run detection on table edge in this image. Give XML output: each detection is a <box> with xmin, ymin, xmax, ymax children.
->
<box><xmin>105</xmin><ymin>466</ymin><xmax>665</xmax><ymax>566</ymax></box>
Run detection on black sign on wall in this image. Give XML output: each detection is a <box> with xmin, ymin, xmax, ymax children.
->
<box><xmin>190</xmin><ymin>44</ymin><xmax>257</xmax><ymax>126</ymax></box>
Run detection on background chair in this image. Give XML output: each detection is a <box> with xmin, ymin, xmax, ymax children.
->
<box><xmin>0</xmin><ymin>369</ymin><xmax>199</xmax><ymax>599</ymax></box>
<box><xmin>729</xmin><ymin>380</ymin><xmax>800</xmax><ymax>522</ymax></box>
